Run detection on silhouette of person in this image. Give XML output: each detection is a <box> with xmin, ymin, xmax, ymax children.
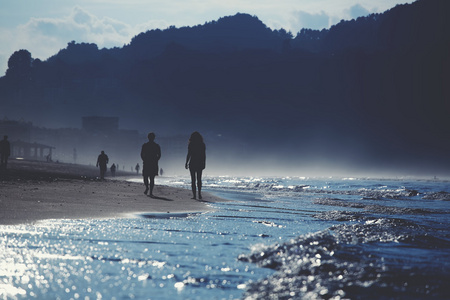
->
<box><xmin>110</xmin><ymin>163</ymin><xmax>116</xmax><ymax>177</ymax></box>
<box><xmin>0</xmin><ymin>135</ymin><xmax>11</xmax><ymax>170</ymax></box>
<box><xmin>135</xmin><ymin>163</ymin><xmax>140</xmax><ymax>174</ymax></box>
<box><xmin>96</xmin><ymin>150</ymin><xmax>109</xmax><ymax>180</ymax></box>
<box><xmin>141</xmin><ymin>132</ymin><xmax>161</xmax><ymax>197</ymax></box>
<box><xmin>185</xmin><ymin>131</ymin><xmax>206</xmax><ymax>199</ymax></box>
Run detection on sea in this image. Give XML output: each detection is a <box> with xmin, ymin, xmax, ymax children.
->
<box><xmin>1</xmin><ymin>176</ymin><xmax>449</xmax><ymax>299</ymax></box>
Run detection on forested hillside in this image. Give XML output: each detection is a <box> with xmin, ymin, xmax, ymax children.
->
<box><xmin>1</xmin><ymin>0</ymin><xmax>449</xmax><ymax>173</ymax></box>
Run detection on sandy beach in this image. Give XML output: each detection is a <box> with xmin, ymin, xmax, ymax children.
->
<box><xmin>0</xmin><ymin>159</ymin><xmax>225</xmax><ymax>225</ymax></box>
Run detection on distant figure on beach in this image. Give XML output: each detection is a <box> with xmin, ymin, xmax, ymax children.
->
<box><xmin>0</xmin><ymin>135</ymin><xmax>11</xmax><ymax>170</ymax></box>
<box><xmin>160</xmin><ymin>168</ymin><xmax>164</xmax><ymax>176</ymax></box>
<box><xmin>110</xmin><ymin>163</ymin><xmax>116</xmax><ymax>177</ymax></box>
<box><xmin>141</xmin><ymin>132</ymin><xmax>161</xmax><ymax>197</ymax></box>
<box><xmin>96</xmin><ymin>150</ymin><xmax>109</xmax><ymax>180</ymax></box>
<box><xmin>135</xmin><ymin>163</ymin><xmax>140</xmax><ymax>174</ymax></box>
<box><xmin>185</xmin><ymin>131</ymin><xmax>206</xmax><ymax>200</ymax></box>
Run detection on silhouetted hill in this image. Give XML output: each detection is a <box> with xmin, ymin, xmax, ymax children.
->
<box><xmin>1</xmin><ymin>0</ymin><xmax>449</xmax><ymax>174</ymax></box>
<box><xmin>293</xmin><ymin>0</ymin><xmax>450</xmax><ymax>53</ymax></box>
<box><xmin>124</xmin><ymin>14</ymin><xmax>291</xmax><ymax>59</ymax></box>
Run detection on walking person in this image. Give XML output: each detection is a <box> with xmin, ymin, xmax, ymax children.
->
<box><xmin>0</xmin><ymin>135</ymin><xmax>11</xmax><ymax>170</ymax></box>
<box><xmin>185</xmin><ymin>131</ymin><xmax>206</xmax><ymax>199</ymax></box>
<box><xmin>96</xmin><ymin>150</ymin><xmax>109</xmax><ymax>180</ymax></box>
<box><xmin>141</xmin><ymin>132</ymin><xmax>161</xmax><ymax>197</ymax></box>
<box><xmin>135</xmin><ymin>163</ymin><xmax>140</xmax><ymax>174</ymax></box>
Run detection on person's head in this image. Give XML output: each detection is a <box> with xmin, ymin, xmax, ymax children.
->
<box><xmin>148</xmin><ymin>132</ymin><xmax>155</xmax><ymax>141</ymax></box>
<box><xmin>189</xmin><ymin>131</ymin><xmax>203</xmax><ymax>144</ymax></box>
<box><xmin>101</xmin><ymin>150</ymin><xmax>105</xmax><ymax>154</ymax></box>
<box><xmin>3</xmin><ymin>135</ymin><xmax>7</xmax><ymax>140</ymax></box>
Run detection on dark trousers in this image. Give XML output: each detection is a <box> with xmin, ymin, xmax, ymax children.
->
<box><xmin>0</xmin><ymin>155</ymin><xmax>8</xmax><ymax>169</ymax></box>
<box><xmin>190</xmin><ymin>169</ymin><xmax>202</xmax><ymax>196</ymax></box>
<box><xmin>99</xmin><ymin>166</ymin><xmax>106</xmax><ymax>179</ymax></box>
<box><xmin>143</xmin><ymin>174</ymin><xmax>155</xmax><ymax>189</ymax></box>
<box><xmin>143</xmin><ymin>167</ymin><xmax>156</xmax><ymax>194</ymax></box>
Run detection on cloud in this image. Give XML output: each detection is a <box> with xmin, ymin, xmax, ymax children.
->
<box><xmin>0</xmin><ymin>6</ymin><xmax>169</xmax><ymax>75</ymax></box>
<box><xmin>24</xmin><ymin>6</ymin><xmax>136</xmax><ymax>48</ymax></box>
<box><xmin>290</xmin><ymin>10</ymin><xmax>331</xmax><ymax>32</ymax></box>
<box><xmin>347</xmin><ymin>4</ymin><xmax>371</xmax><ymax>19</ymax></box>
<box><xmin>288</xmin><ymin>3</ymin><xmax>373</xmax><ymax>34</ymax></box>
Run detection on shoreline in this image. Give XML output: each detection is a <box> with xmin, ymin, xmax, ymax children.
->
<box><xmin>0</xmin><ymin>159</ymin><xmax>226</xmax><ymax>225</ymax></box>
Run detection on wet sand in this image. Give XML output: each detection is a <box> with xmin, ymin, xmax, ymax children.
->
<box><xmin>0</xmin><ymin>159</ymin><xmax>225</xmax><ymax>225</ymax></box>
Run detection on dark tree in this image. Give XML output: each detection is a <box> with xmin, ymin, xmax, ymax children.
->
<box><xmin>6</xmin><ymin>49</ymin><xmax>33</xmax><ymax>80</ymax></box>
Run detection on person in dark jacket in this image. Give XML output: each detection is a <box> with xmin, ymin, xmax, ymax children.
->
<box><xmin>185</xmin><ymin>131</ymin><xmax>206</xmax><ymax>199</ymax></box>
<box><xmin>141</xmin><ymin>132</ymin><xmax>161</xmax><ymax>197</ymax></box>
<box><xmin>96</xmin><ymin>151</ymin><xmax>109</xmax><ymax>180</ymax></box>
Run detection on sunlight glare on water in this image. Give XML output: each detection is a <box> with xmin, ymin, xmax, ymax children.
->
<box><xmin>1</xmin><ymin>176</ymin><xmax>449</xmax><ymax>299</ymax></box>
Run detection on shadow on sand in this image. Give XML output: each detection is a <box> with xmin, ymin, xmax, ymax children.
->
<box><xmin>149</xmin><ymin>195</ymin><xmax>173</xmax><ymax>201</ymax></box>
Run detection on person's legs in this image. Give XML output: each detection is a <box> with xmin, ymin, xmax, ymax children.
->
<box><xmin>149</xmin><ymin>175</ymin><xmax>155</xmax><ymax>197</ymax></box>
<box><xmin>190</xmin><ymin>169</ymin><xmax>197</xmax><ymax>199</ymax></box>
<box><xmin>143</xmin><ymin>167</ymin><xmax>149</xmax><ymax>194</ymax></box>
<box><xmin>197</xmin><ymin>170</ymin><xmax>203</xmax><ymax>199</ymax></box>
<box><xmin>100</xmin><ymin>167</ymin><xmax>106</xmax><ymax>179</ymax></box>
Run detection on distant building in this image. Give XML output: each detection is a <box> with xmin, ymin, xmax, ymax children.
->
<box><xmin>11</xmin><ymin>140</ymin><xmax>54</xmax><ymax>161</ymax></box>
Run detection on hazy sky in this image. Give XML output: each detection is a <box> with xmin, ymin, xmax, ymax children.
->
<box><xmin>0</xmin><ymin>0</ymin><xmax>414</xmax><ymax>76</ymax></box>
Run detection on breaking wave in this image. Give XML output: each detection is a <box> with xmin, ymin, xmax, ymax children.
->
<box><xmin>239</xmin><ymin>217</ymin><xmax>450</xmax><ymax>299</ymax></box>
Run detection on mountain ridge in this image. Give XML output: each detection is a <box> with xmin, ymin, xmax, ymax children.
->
<box><xmin>1</xmin><ymin>0</ymin><xmax>449</xmax><ymax>173</ymax></box>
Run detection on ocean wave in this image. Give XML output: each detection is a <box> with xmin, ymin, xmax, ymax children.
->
<box><xmin>313</xmin><ymin>198</ymin><xmax>443</xmax><ymax>216</ymax></box>
<box><xmin>300</xmin><ymin>187</ymin><xmax>421</xmax><ymax>200</ymax></box>
<box><xmin>239</xmin><ymin>218</ymin><xmax>450</xmax><ymax>299</ymax></box>
<box><xmin>423</xmin><ymin>191</ymin><xmax>450</xmax><ymax>201</ymax></box>
<box><xmin>203</xmin><ymin>177</ymin><xmax>426</xmax><ymax>201</ymax></box>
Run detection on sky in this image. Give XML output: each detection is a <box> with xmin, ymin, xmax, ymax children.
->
<box><xmin>0</xmin><ymin>0</ymin><xmax>414</xmax><ymax>76</ymax></box>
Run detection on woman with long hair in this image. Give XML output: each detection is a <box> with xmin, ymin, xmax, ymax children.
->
<box><xmin>185</xmin><ymin>131</ymin><xmax>206</xmax><ymax>199</ymax></box>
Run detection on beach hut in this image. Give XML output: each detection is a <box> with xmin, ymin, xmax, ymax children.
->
<box><xmin>11</xmin><ymin>140</ymin><xmax>55</xmax><ymax>161</ymax></box>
